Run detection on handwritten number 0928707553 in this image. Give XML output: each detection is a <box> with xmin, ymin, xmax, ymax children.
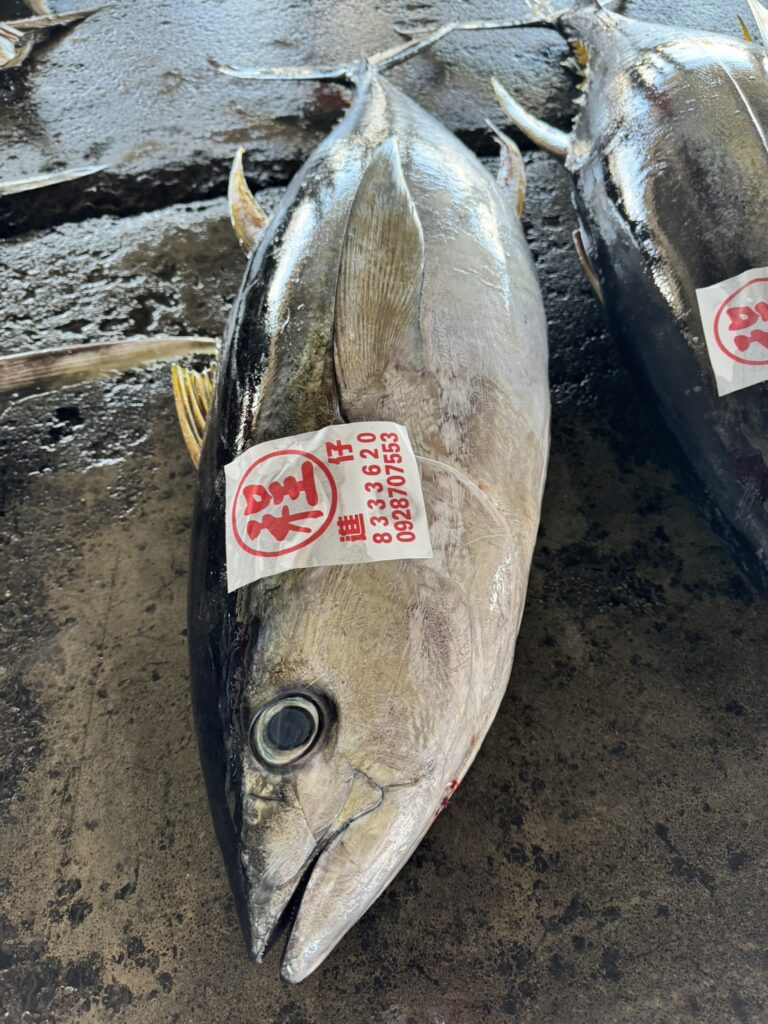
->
<box><xmin>357</xmin><ymin>431</ymin><xmax>417</xmax><ymax>544</ymax></box>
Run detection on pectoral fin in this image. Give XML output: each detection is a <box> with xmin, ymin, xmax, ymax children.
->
<box><xmin>228</xmin><ymin>147</ymin><xmax>268</xmax><ymax>255</ymax></box>
<box><xmin>0</xmin><ymin>336</ymin><xmax>217</xmax><ymax>397</ymax></box>
<box><xmin>333</xmin><ymin>138</ymin><xmax>424</xmax><ymax>408</ymax></box>
<box><xmin>492</xmin><ymin>78</ymin><xmax>570</xmax><ymax>160</ymax></box>
<box><xmin>0</xmin><ymin>163</ymin><xmax>107</xmax><ymax>197</ymax></box>
<box><xmin>172</xmin><ymin>364</ymin><xmax>216</xmax><ymax>467</ymax></box>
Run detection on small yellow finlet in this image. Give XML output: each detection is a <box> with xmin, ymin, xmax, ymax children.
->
<box><xmin>739</xmin><ymin>14</ymin><xmax>754</xmax><ymax>41</ymax></box>
<box><xmin>485</xmin><ymin>119</ymin><xmax>526</xmax><ymax>217</ymax></box>
<box><xmin>228</xmin><ymin>147</ymin><xmax>268</xmax><ymax>255</ymax></box>
<box><xmin>572</xmin><ymin>39</ymin><xmax>589</xmax><ymax>68</ymax></box>
<box><xmin>572</xmin><ymin>228</ymin><xmax>604</xmax><ymax>305</ymax></box>
<box><xmin>172</xmin><ymin>363</ymin><xmax>216</xmax><ymax>467</ymax></box>
<box><xmin>571</xmin><ymin>39</ymin><xmax>590</xmax><ymax>91</ymax></box>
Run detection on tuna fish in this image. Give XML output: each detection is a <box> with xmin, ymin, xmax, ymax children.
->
<box><xmin>0</xmin><ymin>41</ymin><xmax>550</xmax><ymax>979</ymax></box>
<box><xmin>405</xmin><ymin>0</ymin><xmax>768</xmax><ymax>588</ymax></box>
<box><xmin>176</xmin><ymin>53</ymin><xmax>550</xmax><ymax>979</ymax></box>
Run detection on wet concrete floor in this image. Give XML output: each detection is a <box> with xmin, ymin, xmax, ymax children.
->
<box><xmin>1</xmin><ymin>1</ymin><xmax>768</xmax><ymax>1022</ymax></box>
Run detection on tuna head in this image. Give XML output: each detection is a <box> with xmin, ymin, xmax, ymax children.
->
<box><xmin>231</xmin><ymin>559</ymin><xmax>474</xmax><ymax>982</ymax></box>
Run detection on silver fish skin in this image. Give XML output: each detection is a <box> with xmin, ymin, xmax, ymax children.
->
<box><xmin>189</xmin><ymin>68</ymin><xmax>549</xmax><ymax>981</ymax></box>
<box><xmin>553</xmin><ymin>3</ymin><xmax>768</xmax><ymax>587</ymax></box>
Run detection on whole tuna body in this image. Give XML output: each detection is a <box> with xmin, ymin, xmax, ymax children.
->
<box><xmin>188</xmin><ymin>67</ymin><xmax>550</xmax><ymax>981</ymax></box>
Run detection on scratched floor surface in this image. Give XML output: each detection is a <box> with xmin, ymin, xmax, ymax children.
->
<box><xmin>1</xmin><ymin>2</ymin><xmax>767</xmax><ymax>1023</ymax></box>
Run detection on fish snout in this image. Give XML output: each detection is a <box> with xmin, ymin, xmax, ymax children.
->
<box><xmin>280</xmin><ymin>780</ymin><xmax>431</xmax><ymax>982</ymax></box>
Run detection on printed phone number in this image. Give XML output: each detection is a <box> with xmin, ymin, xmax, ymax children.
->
<box><xmin>356</xmin><ymin>430</ymin><xmax>418</xmax><ymax>544</ymax></box>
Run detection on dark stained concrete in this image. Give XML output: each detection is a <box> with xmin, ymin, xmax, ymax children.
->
<box><xmin>0</xmin><ymin>0</ymin><xmax>743</xmax><ymax>233</ymax></box>
<box><xmin>1</xmin><ymin>2</ymin><xmax>768</xmax><ymax>1022</ymax></box>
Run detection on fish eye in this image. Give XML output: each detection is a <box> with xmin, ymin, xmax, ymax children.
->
<box><xmin>249</xmin><ymin>694</ymin><xmax>323</xmax><ymax>768</ymax></box>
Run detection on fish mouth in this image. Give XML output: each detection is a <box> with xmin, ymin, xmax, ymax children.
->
<box><xmin>243</xmin><ymin>845</ymin><xmax>323</xmax><ymax>969</ymax></box>
<box><xmin>243</xmin><ymin>783</ymin><xmax>425</xmax><ymax>982</ymax></box>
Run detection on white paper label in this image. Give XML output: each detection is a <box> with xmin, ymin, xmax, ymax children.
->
<box><xmin>696</xmin><ymin>266</ymin><xmax>768</xmax><ymax>396</ymax></box>
<box><xmin>224</xmin><ymin>422</ymin><xmax>433</xmax><ymax>591</ymax></box>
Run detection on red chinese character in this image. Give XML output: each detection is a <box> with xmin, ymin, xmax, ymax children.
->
<box><xmin>325</xmin><ymin>439</ymin><xmax>354</xmax><ymax>465</ymax></box>
<box><xmin>337</xmin><ymin>513</ymin><xmax>366</xmax><ymax>542</ymax></box>
<box><xmin>247</xmin><ymin>506</ymin><xmax>324</xmax><ymax>542</ymax></box>
<box><xmin>242</xmin><ymin>459</ymin><xmax>319</xmax><ymax>516</ymax></box>
<box><xmin>734</xmin><ymin>329</ymin><xmax>768</xmax><ymax>352</ymax></box>
<box><xmin>727</xmin><ymin>303</ymin><xmax>768</xmax><ymax>332</ymax></box>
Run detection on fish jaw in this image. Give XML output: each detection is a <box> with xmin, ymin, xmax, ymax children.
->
<box><xmin>237</xmin><ymin>772</ymin><xmax>329</xmax><ymax>962</ymax></box>
<box><xmin>280</xmin><ymin>783</ymin><xmax>429</xmax><ymax>982</ymax></box>
<box><xmin>238</xmin><ymin>763</ymin><xmax>432</xmax><ymax>976</ymax></box>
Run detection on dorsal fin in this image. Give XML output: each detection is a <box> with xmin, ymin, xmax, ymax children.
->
<box><xmin>228</xmin><ymin>147</ymin><xmax>268</xmax><ymax>255</ymax></box>
<box><xmin>486</xmin><ymin>119</ymin><xmax>526</xmax><ymax>216</ymax></box>
<box><xmin>333</xmin><ymin>138</ymin><xmax>424</xmax><ymax>406</ymax></box>
<box><xmin>172</xmin><ymin>364</ymin><xmax>216</xmax><ymax>467</ymax></box>
<box><xmin>492</xmin><ymin>78</ymin><xmax>570</xmax><ymax>161</ymax></box>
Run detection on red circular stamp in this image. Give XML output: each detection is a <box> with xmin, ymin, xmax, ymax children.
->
<box><xmin>231</xmin><ymin>449</ymin><xmax>337</xmax><ymax>558</ymax></box>
<box><xmin>713</xmin><ymin>276</ymin><xmax>768</xmax><ymax>366</ymax></box>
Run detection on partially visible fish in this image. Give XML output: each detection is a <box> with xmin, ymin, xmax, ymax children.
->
<box><xmin>182</xmin><ymin>56</ymin><xmax>550</xmax><ymax>980</ymax></box>
<box><xmin>405</xmin><ymin>0</ymin><xmax>768</xmax><ymax>588</ymax></box>
<box><xmin>0</xmin><ymin>6</ymin><xmax>97</xmax><ymax>70</ymax></box>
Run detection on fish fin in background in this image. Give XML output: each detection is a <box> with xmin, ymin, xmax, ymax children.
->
<box><xmin>0</xmin><ymin>22</ymin><xmax>33</xmax><ymax>68</ymax></box>
<box><xmin>0</xmin><ymin>337</ymin><xmax>218</xmax><ymax>398</ymax></box>
<box><xmin>391</xmin><ymin>9</ymin><xmax>555</xmax><ymax>45</ymax></box>
<box><xmin>0</xmin><ymin>8</ymin><xmax>98</xmax><ymax>69</ymax></box>
<box><xmin>172</xmin><ymin>364</ymin><xmax>216</xmax><ymax>467</ymax></box>
<box><xmin>747</xmin><ymin>0</ymin><xmax>768</xmax><ymax>49</ymax></box>
<box><xmin>0</xmin><ymin>163</ymin><xmax>107</xmax><ymax>197</ymax></box>
<box><xmin>739</xmin><ymin>14</ymin><xmax>755</xmax><ymax>41</ymax></box>
<box><xmin>4</xmin><ymin>8</ymin><xmax>98</xmax><ymax>31</ymax></box>
<box><xmin>492</xmin><ymin>78</ymin><xmax>570</xmax><ymax>160</ymax></box>
<box><xmin>572</xmin><ymin>228</ymin><xmax>605</xmax><ymax>304</ymax></box>
<box><xmin>209</xmin><ymin>24</ymin><xmax>486</xmax><ymax>83</ymax></box>
<box><xmin>390</xmin><ymin>3</ymin><xmax>625</xmax><ymax>50</ymax></box>
<box><xmin>228</xmin><ymin>147</ymin><xmax>268</xmax><ymax>255</ymax></box>
<box><xmin>209</xmin><ymin>55</ymin><xmax>354</xmax><ymax>83</ymax></box>
<box><xmin>333</xmin><ymin>138</ymin><xmax>425</xmax><ymax>409</ymax></box>
<box><xmin>486</xmin><ymin>118</ymin><xmax>526</xmax><ymax>216</ymax></box>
